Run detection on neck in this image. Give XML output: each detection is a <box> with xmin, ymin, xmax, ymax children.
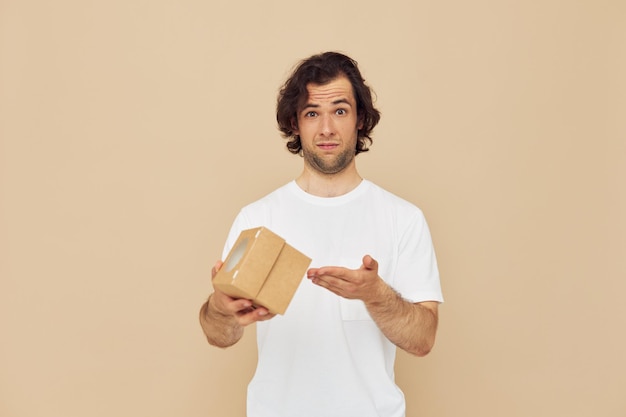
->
<box><xmin>296</xmin><ymin>165</ymin><xmax>363</xmax><ymax>197</ymax></box>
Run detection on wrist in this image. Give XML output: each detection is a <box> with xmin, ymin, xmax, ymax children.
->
<box><xmin>364</xmin><ymin>278</ymin><xmax>395</xmax><ymax>307</ymax></box>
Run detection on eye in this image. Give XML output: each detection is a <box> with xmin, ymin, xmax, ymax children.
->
<box><xmin>336</xmin><ymin>108</ymin><xmax>347</xmax><ymax>115</ymax></box>
<box><xmin>304</xmin><ymin>111</ymin><xmax>317</xmax><ymax>118</ymax></box>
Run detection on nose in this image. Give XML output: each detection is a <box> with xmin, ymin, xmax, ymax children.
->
<box><xmin>320</xmin><ymin>114</ymin><xmax>335</xmax><ymax>137</ymax></box>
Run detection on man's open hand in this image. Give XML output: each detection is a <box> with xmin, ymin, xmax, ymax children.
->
<box><xmin>306</xmin><ymin>255</ymin><xmax>385</xmax><ymax>304</ymax></box>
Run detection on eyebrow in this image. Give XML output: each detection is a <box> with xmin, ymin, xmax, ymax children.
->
<box><xmin>301</xmin><ymin>98</ymin><xmax>353</xmax><ymax>110</ymax></box>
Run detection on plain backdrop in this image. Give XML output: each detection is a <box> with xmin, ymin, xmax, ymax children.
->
<box><xmin>1</xmin><ymin>1</ymin><xmax>625</xmax><ymax>416</ymax></box>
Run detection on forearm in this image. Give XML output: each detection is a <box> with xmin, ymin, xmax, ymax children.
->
<box><xmin>365</xmin><ymin>284</ymin><xmax>438</xmax><ymax>356</ymax></box>
<box><xmin>199</xmin><ymin>294</ymin><xmax>244</xmax><ymax>348</ymax></box>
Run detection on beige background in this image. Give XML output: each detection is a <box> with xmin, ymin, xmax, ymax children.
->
<box><xmin>1</xmin><ymin>0</ymin><xmax>625</xmax><ymax>416</ymax></box>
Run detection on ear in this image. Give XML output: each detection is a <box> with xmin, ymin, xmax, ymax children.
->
<box><xmin>357</xmin><ymin>114</ymin><xmax>364</xmax><ymax>131</ymax></box>
<box><xmin>291</xmin><ymin>117</ymin><xmax>299</xmax><ymax>135</ymax></box>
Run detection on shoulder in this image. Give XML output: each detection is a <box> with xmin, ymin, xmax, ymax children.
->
<box><xmin>223</xmin><ymin>183</ymin><xmax>293</xmax><ymax>252</ymax></box>
<box><xmin>241</xmin><ymin>182</ymin><xmax>292</xmax><ymax>210</ymax></box>
<box><xmin>363</xmin><ymin>181</ymin><xmax>431</xmax><ymax>237</ymax></box>
<box><xmin>364</xmin><ymin>181</ymin><xmax>424</xmax><ymax>215</ymax></box>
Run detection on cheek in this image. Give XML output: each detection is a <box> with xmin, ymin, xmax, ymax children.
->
<box><xmin>297</xmin><ymin>120</ymin><xmax>317</xmax><ymax>137</ymax></box>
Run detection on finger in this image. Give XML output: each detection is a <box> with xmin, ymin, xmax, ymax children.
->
<box><xmin>212</xmin><ymin>290</ymin><xmax>254</xmax><ymax>315</ymax></box>
<box><xmin>229</xmin><ymin>298</ymin><xmax>254</xmax><ymax>314</ymax></box>
<box><xmin>309</xmin><ymin>266</ymin><xmax>348</xmax><ymax>280</ymax></box>
<box><xmin>310</xmin><ymin>273</ymin><xmax>346</xmax><ymax>295</ymax></box>
<box><xmin>306</xmin><ymin>267</ymin><xmax>319</xmax><ymax>278</ymax></box>
<box><xmin>362</xmin><ymin>255</ymin><xmax>378</xmax><ymax>271</ymax></box>
<box><xmin>237</xmin><ymin>308</ymin><xmax>274</xmax><ymax>326</ymax></box>
<box><xmin>211</xmin><ymin>260</ymin><xmax>224</xmax><ymax>279</ymax></box>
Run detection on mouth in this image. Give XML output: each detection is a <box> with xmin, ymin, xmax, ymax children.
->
<box><xmin>316</xmin><ymin>142</ymin><xmax>339</xmax><ymax>151</ymax></box>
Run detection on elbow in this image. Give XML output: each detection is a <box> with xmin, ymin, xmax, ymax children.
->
<box><xmin>206</xmin><ymin>336</ymin><xmax>238</xmax><ymax>349</ymax></box>
<box><xmin>204</xmin><ymin>328</ymin><xmax>243</xmax><ymax>349</ymax></box>
<box><xmin>412</xmin><ymin>345</ymin><xmax>433</xmax><ymax>357</ymax></box>
<box><xmin>199</xmin><ymin>301</ymin><xmax>242</xmax><ymax>348</ymax></box>
<box><xmin>408</xmin><ymin>343</ymin><xmax>433</xmax><ymax>357</ymax></box>
<box><xmin>201</xmin><ymin>325</ymin><xmax>243</xmax><ymax>349</ymax></box>
<box><xmin>406</xmin><ymin>335</ymin><xmax>436</xmax><ymax>357</ymax></box>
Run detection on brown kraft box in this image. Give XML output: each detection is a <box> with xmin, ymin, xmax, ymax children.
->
<box><xmin>212</xmin><ymin>227</ymin><xmax>312</xmax><ymax>315</ymax></box>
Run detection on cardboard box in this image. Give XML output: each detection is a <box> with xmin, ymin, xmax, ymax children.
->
<box><xmin>212</xmin><ymin>227</ymin><xmax>311</xmax><ymax>315</ymax></box>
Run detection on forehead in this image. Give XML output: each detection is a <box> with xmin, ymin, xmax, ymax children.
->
<box><xmin>305</xmin><ymin>76</ymin><xmax>355</xmax><ymax>104</ymax></box>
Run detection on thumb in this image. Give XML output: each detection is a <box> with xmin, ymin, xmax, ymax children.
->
<box><xmin>362</xmin><ymin>255</ymin><xmax>378</xmax><ymax>271</ymax></box>
<box><xmin>211</xmin><ymin>260</ymin><xmax>224</xmax><ymax>280</ymax></box>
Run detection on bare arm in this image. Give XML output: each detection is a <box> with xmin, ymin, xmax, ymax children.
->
<box><xmin>199</xmin><ymin>261</ymin><xmax>275</xmax><ymax>348</ymax></box>
<box><xmin>307</xmin><ymin>255</ymin><xmax>439</xmax><ymax>356</ymax></box>
<box><xmin>364</xmin><ymin>284</ymin><xmax>438</xmax><ymax>356</ymax></box>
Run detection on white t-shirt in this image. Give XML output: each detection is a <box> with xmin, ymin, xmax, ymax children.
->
<box><xmin>222</xmin><ymin>180</ymin><xmax>443</xmax><ymax>417</ymax></box>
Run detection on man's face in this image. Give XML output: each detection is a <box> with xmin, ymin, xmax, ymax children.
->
<box><xmin>293</xmin><ymin>76</ymin><xmax>362</xmax><ymax>175</ymax></box>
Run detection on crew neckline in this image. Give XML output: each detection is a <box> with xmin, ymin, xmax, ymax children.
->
<box><xmin>286</xmin><ymin>179</ymin><xmax>371</xmax><ymax>206</ymax></box>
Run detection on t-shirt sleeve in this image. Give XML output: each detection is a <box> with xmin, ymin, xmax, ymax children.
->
<box><xmin>395</xmin><ymin>210</ymin><xmax>444</xmax><ymax>303</ymax></box>
<box><xmin>221</xmin><ymin>210</ymin><xmax>252</xmax><ymax>260</ymax></box>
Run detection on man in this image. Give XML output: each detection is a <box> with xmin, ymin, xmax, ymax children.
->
<box><xmin>199</xmin><ymin>51</ymin><xmax>443</xmax><ymax>417</ymax></box>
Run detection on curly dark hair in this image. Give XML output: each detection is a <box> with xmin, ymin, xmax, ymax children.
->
<box><xmin>276</xmin><ymin>51</ymin><xmax>381</xmax><ymax>155</ymax></box>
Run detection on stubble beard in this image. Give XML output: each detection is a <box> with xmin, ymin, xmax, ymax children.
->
<box><xmin>303</xmin><ymin>146</ymin><xmax>356</xmax><ymax>175</ymax></box>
